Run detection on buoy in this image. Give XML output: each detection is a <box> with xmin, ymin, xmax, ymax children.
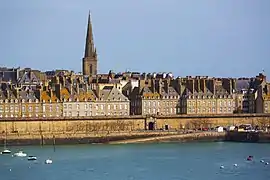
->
<box><xmin>260</xmin><ymin>160</ymin><xmax>265</xmax><ymax>163</ymax></box>
<box><xmin>9</xmin><ymin>169</ymin><xmax>12</xmax><ymax>171</ymax></box>
<box><xmin>220</xmin><ymin>165</ymin><xmax>224</xmax><ymax>169</ymax></box>
<box><xmin>265</xmin><ymin>162</ymin><xmax>269</xmax><ymax>165</ymax></box>
<box><xmin>233</xmin><ymin>164</ymin><xmax>238</xmax><ymax>167</ymax></box>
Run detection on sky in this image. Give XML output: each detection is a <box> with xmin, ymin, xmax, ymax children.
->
<box><xmin>0</xmin><ymin>0</ymin><xmax>270</xmax><ymax>78</ymax></box>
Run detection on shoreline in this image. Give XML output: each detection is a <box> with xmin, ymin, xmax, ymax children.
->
<box><xmin>1</xmin><ymin>131</ymin><xmax>226</xmax><ymax>146</ymax></box>
<box><xmin>1</xmin><ymin>131</ymin><xmax>270</xmax><ymax>146</ymax></box>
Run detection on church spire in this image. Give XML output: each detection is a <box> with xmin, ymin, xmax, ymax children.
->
<box><xmin>84</xmin><ymin>11</ymin><xmax>96</xmax><ymax>58</ymax></box>
<box><xmin>82</xmin><ymin>11</ymin><xmax>98</xmax><ymax>76</ymax></box>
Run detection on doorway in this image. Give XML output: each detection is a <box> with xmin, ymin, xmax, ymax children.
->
<box><xmin>148</xmin><ymin>122</ymin><xmax>155</xmax><ymax>130</ymax></box>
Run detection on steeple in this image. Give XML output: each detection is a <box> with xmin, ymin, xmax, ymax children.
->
<box><xmin>82</xmin><ymin>11</ymin><xmax>98</xmax><ymax>76</ymax></box>
<box><xmin>84</xmin><ymin>11</ymin><xmax>96</xmax><ymax>58</ymax></box>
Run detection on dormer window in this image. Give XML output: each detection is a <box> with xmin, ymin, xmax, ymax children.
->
<box><xmin>15</xmin><ymin>99</ymin><xmax>18</xmax><ymax>103</ymax></box>
<box><xmin>29</xmin><ymin>99</ymin><xmax>32</xmax><ymax>103</ymax></box>
<box><xmin>22</xmin><ymin>99</ymin><xmax>25</xmax><ymax>103</ymax></box>
<box><xmin>5</xmin><ymin>99</ymin><xmax>8</xmax><ymax>103</ymax></box>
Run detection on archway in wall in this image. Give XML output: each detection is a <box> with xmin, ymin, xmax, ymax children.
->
<box><xmin>148</xmin><ymin>122</ymin><xmax>155</xmax><ymax>130</ymax></box>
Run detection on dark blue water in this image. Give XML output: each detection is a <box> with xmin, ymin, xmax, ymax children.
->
<box><xmin>1</xmin><ymin>142</ymin><xmax>270</xmax><ymax>180</ymax></box>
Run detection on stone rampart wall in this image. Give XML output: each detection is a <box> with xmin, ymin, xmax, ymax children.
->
<box><xmin>0</xmin><ymin>114</ymin><xmax>269</xmax><ymax>141</ymax></box>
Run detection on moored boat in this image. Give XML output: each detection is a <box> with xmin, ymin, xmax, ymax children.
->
<box><xmin>27</xmin><ymin>155</ymin><xmax>37</xmax><ymax>161</ymax></box>
<box><xmin>14</xmin><ymin>151</ymin><xmax>27</xmax><ymax>157</ymax></box>
<box><xmin>45</xmin><ymin>159</ymin><xmax>53</xmax><ymax>164</ymax></box>
<box><xmin>1</xmin><ymin>149</ymin><xmax>11</xmax><ymax>154</ymax></box>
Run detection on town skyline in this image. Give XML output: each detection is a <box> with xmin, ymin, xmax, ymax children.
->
<box><xmin>1</xmin><ymin>1</ymin><xmax>270</xmax><ymax>78</ymax></box>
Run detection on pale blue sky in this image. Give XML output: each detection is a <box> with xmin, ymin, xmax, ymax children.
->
<box><xmin>0</xmin><ymin>0</ymin><xmax>269</xmax><ymax>78</ymax></box>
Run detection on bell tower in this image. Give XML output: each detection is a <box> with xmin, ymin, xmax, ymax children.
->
<box><xmin>82</xmin><ymin>12</ymin><xmax>97</xmax><ymax>76</ymax></box>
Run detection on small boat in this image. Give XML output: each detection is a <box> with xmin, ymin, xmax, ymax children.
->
<box><xmin>14</xmin><ymin>151</ymin><xmax>27</xmax><ymax>157</ymax></box>
<box><xmin>1</xmin><ymin>149</ymin><xmax>11</xmax><ymax>154</ymax></box>
<box><xmin>45</xmin><ymin>159</ymin><xmax>53</xmax><ymax>164</ymax></box>
<box><xmin>27</xmin><ymin>156</ymin><xmax>37</xmax><ymax>161</ymax></box>
<box><xmin>247</xmin><ymin>155</ymin><xmax>253</xmax><ymax>161</ymax></box>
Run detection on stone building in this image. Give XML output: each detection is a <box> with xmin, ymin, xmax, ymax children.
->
<box><xmin>180</xmin><ymin>77</ymin><xmax>235</xmax><ymax>115</ymax></box>
<box><xmin>0</xmin><ymin>84</ymin><xmax>21</xmax><ymax>118</ymax></box>
<box><xmin>130</xmin><ymin>78</ymin><xmax>179</xmax><ymax>116</ymax></box>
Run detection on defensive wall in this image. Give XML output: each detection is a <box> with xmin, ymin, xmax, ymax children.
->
<box><xmin>0</xmin><ymin>114</ymin><xmax>269</xmax><ymax>145</ymax></box>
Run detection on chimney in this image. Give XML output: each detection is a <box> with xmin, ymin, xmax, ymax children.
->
<box><xmin>164</xmin><ymin>79</ymin><xmax>169</xmax><ymax>93</ymax></box>
<box><xmin>86</xmin><ymin>83</ymin><xmax>89</xmax><ymax>92</ymax></box>
<box><xmin>138</xmin><ymin>80</ymin><xmax>145</xmax><ymax>93</ymax></box>
<box><xmin>76</xmin><ymin>83</ymin><xmax>80</xmax><ymax>94</ymax></box>
<box><xmin>200</xmin><ymin>79</ymin><xmax>206</xmax><ymax>93</ymax></box>
<box><xmin>55</xmin><ymin>84</ymin><xmax>62</xmax><ymax>100</ymax></box>
<box><xmin>62</xmin><ymin>76</ymin><xmax>66</xmax><ymax>87</ymax></box>
<box><xmin>49</xmin><ymin>88</ymin><xmax>53</xmax><ymax>98</ymax></box>
<box><xmin>158</xmin><ymin>79</ymin><xmax>162</xmax><ymax>94</ymax></box>
<box><xmin>151</xmin><ymin>79</ymin><xmax>156</xmax><ymax>93</ymax></box>
<box><xmin>56</xmin><ymin>76</ymin><xmax>60</xmax><ymax>84</ymax></box>
<box><xmin>195</xmin><ymin>78</ymin><xmax>200</xmax><ymax>92</ymax></box>
<box><xmin>96</xmin><ymin>84</ymin><xmax>101</xmax><ymax>99</ymax></box>
<box><xmin>6</xmin><ymin>89</ymin><xmax>10</xmax><ymax>99</ymax></box>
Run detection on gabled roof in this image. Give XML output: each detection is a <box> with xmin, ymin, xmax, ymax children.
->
<box><xmin>100</xmin><ymin>86</ymin><xmax>129</xmax><ymax>101</ymax></box>
<box><xmin>17</xmin><ymin>71</ymin><xmax>40</xmax><ymax>84</ymax></box>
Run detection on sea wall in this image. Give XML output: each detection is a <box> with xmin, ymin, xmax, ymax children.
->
<box><xmin>225</xmin><ymin>131</ymin><xmax>270</xmax><ymax>143</ymax></box>
<box><xmin>0</xmin><ymin>114</ymin><xmax>269</xmax><ymax>145</ymax></box>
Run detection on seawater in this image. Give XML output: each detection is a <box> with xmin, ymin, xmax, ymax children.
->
<box><xmin>1</xmin><ymin>142</ymin><xmax>270</xmax><ymax>180</ymax></box>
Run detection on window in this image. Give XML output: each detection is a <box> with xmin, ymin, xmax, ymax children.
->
<box><xmin>90</xmin><ymin>64</ymin><xmax>93</xmax><ymax>75</ymax></box>
<box><xmin>64</xmin><ymin>104</ymin><xmax>67</xmax><ymax>109</ymax></box>
<box><xmin>35</xmin><ymin>106</ymin><xmax>39</xmax><ymax>112</ymax></box>
<box><xmin>85</xmin><ymin>104</ymin><xmax>88</xmax><ymax>109</ymax></box>
<box><xmin>22</xmin><ymin>106</ymin><xmax>26</xmax><ymax>112</ymax></box>
<box><xmin>120</xmin><ymin>104</ymin><xmax>122</xmax><ymax>110</ymax></box>
<box><xmin>77</xmin><ymin>104</ymin><xmax>80</xmax><ymax>110</ymax></box>
<box><xmin>125</xmin><ymin>104</ymin><xmax>127</xmax><ymax>109</ymax></box>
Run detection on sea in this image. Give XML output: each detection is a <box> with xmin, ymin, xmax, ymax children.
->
<box><xmin>1</xmin><ymin>142</ymin><xmax>270</xmax><ymax>180</ymax></box>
